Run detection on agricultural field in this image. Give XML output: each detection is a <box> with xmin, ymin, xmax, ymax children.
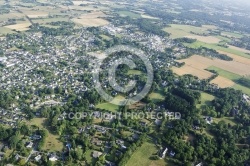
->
<box><xmin>163</xmin><ymin>24</ymin><xmax>217</xmax><ymax>39</ymax></box>
<box><xmin>221</xmin><ymin>31</ymin><xmax>244</xmax><ymax>38</ymax></box>
<box><xmin>233</xmin><ymin>84</ymin><xmax>250</xmax><ymax>96</ymax></box>
<box><xmin>184</xmin><ymin>41</ymin><xmax>250</xmax><ymax>59</ymax></box>
<box><xmin>172</xmin><ymin>65</ymin><xmax>213</xmax><ymax>79</ymax></box>
<box><xmin>72</xmin><ymin>11</ymin><xmax>109</xmax><ymax>27</ymax></box>
<box><xmin>206</xmin><ymin>66</ymin><xmax>242</xmax><ymax>81</ymax></box>
<box><xmin>206</xmin><ymin>66</ymin><xmax>250</xmax><ymax>94</ymax></box>
<box><xmin>210</xmin><ymin>76</ymin><xmax>235</xmax><ymax>88</ymax></box>
<box><xmin>172</xmin><ymin>54</ymin><xmax>250</xmax><ymax>91</ymax></box>
<box><xmin>175</xmin><ymin>55</ymin><xmax>250</xmax><ymax>76</ymax></box>
<box><xmin>141</xmin><ymin>14</ymin><xmax>159</xmax><ymax>19</ymax></box>
<box><xmin>32</xmin><ymin>17</ymin><xmax>69</xmax><ymax>25</ymax></box>
<box><xmin>117</xmin><ymin>11</ymin><xmax>142</xmax><ymax>19</ymax></box>
<box><xmin>4</xmin><ymin>22</ymin><xmax>31</xmax><ymax>31</ymax></box>
<box><xmin>0</xmin><ymin>27</ymin><xmax>15</xmax><ymax>36</ymax></box>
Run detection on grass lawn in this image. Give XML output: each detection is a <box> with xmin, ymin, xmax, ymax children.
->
<box><xmin>184</xmin><ymin>41</ymin><xmax>250</xmax><ymax>59</ymax></box>
<box><xmin>127</xmin><ymin>69</ymin><xmax>142</xmax><ymax>75</ymax></box>
<box><xmin>84</xmin><ymin>150</ymin><xmax>97</xmax><ymax>164</ymax></box>
<box><xmin>100</xmin><ymin>34</ymin><xmax>111</xmax><ymax>40</ymax></box>
<box><xmin>0</xmin><ymin>27</ymin><xmax>15</xmax><ymax>36</ymax></box>
<box><xmin>126</xmin><ymin>141</ymin><xmax>171</xmax><ymax>166</ymax></box>
<box><xmin>232</xmin><ymin>84</ymin><xmax>250</xmax><ymax>96</ymax></box>
<box><xmin>197</xmin><ymin>92</ymin><xmax>215</xmax><ymax>108</ymax></box>
<box><xmin>117</xmin><ymin>11</ymin><xmax>141</xmax><ymax>18</ymax></box>
<box><xmin>149</xmin><ymin>92</ymin><xmax>165</xmax><ymax>102</ymax></box>
<box><xmin>213</xmin><ymin>117</ymin><xmax>236</xmax><ymax>126</ymax></box>
<box><xmin>26</xmin><ymin>118</ymin><xmax>63</xmax><ymax>152</ymax></box>
<box><xmin>96</xmin><ymin>103</ymin><xmax>119</xmax><ymax>112</ymax></box>
<box><xmin>206</xmin><ymin>66</ymin><xmax>242</xmax><ymax>81</ymax></box>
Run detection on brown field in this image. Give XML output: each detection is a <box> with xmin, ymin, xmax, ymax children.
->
<box><xmin>176</xmin><ymin>55</ymin><xmax>250</xmax><ymax>76</ymax></box>
<box><xmin>217</xmin><ymin>50</ymin><xmax>250</xmax><ymax>66</ymax></box>
<box><xmin>78</xmin><ymin>11</ymin><xmax>106</xmax><ymax>19</ymax></box>
<box><xmin>19</xmin><ymin>9</ymin><xmax>48</xmax><ymax>18</ymax></box>
<box><xmin>210</xmin><ymin>76</ymin><xmax>235</xmax><ymax>88</ymax></box>
<box><xmin>185</xmin><ymin>35</ymin><xmax>221</xmax><ymax>44</ymax></box>
<box><xmin>228</xmin><ymin>45</ymin><xmax>250</xmax><ymax>54</ymax></box>
<box><xmin>5</xmin><ymin>23</ymin><xmax>31</xmax><ymax>31</ymax></box>
<box><xmin>68</xmin><ymin>5</ymin><xmax>100</xmax><ymax>11</ymax></box>
<box><xmin>72</xmin><ymin>0</ymin><xmax>95</xmax><ymax>5</ymax></box>
<box><xmin>72</xmin><ymin>18</ymin><xmax>109</xmax><ymax>27</ymax></box>
<box><xmin>172</xmin><ymin>65</ymin><xmax>213</xmax><ymax>79</ymax></box>
<box><xmin>88</xmin><ymin>51</ymin><xmax>107</xmax><ymax>59</ymax></box>
<box><xmin>71</xmin><ymin>11</ymin><xmax>108</xmax><ymax>27</ymax></box>
<box><xmin>0</xmin><ymin>12</ymin><xmax>26</xmax><ymax>21</ymax></box>
<box><xmin>141</xmin><ymin>14</ymin><xmax>159</xmax><ymax>19</ymax></box>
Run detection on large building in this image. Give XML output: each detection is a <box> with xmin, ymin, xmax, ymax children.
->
<box><xmin>0</xmin><ymin>57</ymin><xmax>7</xmax><ymax>63</ymax></box>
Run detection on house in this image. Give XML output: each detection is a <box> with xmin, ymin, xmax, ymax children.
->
<box><xmin>26</xmin><ymin>142</ymin><xmax>33</xmax><ymax>148</ymax></box>
<box><xmin>155</xmin><ymin>119</ymin><xmax>162</xmax><ymax>126</ymax></box>
<box><xmin>34</xmin><ymin>155</ymin><xmax>42</xmax><ymax>162</ymax></box>
<box><xmin>169</xmin><ymin>151</ymin><xmax>175</xmax><ymax>157</ymax></box>
<box><xmin>49</xmin><ymin>153</ymin><xmax>58</xmax><ymax>161</ymax></box>
<box><xmin>160</xmin><ymin>147</ymin><xmax>168</xmax><ymax>159</ymax></box>
<box><xmin>196</xmin><ymin>162</ymin><xmax>203</xmax><ymax>166</ymax></box>
<box><xmin>92</xmin><ymin>151</ymin><xmax>103</xmax><ymax>158</ymax></box>
<box><xmin>204</xmin><ymin>116</ymin><xmax>213</xmax><ymax>124</ymax></box>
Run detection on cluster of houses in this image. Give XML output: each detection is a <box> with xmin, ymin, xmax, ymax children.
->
<box><xmin>0</xmin><ymin>107</ymin><xmax>26</xmax><ymax>128</ymax></box>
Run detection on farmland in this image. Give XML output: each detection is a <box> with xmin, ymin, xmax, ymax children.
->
<box><xmin>184</xmin><ymin>41</ymin><xmax>250</xmax><ymax>59</ymax></box>
<box><xmin>72</xmin><ymin>11</ymin><xmax>109</xmax><ymax>27</ymax></box>
<box><xmin>117</xmin><ymin>11</ymin><xmax>142</xmax><ymax>19</ymax></box>
<box><xmin>172</xmin><ymin>65</ymin><xmax>213</xmax><ymax>79</ymax></box>
<box><xmin>174</xmin><ymin>55</ymin><xmax>250</xmax><ymax>76</ymax></box>
<box><xmin>163</xmin><ymin>24</ymin><xmax>217</xmax><ymax>39</ymax></box>
<box><xmin>206</xmin><ymin>66</ymin><xmax>242</xmax><ymax>81</ymax></box>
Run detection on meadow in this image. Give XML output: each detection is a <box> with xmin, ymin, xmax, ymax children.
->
<box><xmin>26</xmin><ymin>118</ymin><xmax>63</xmax><ymax>152</ymax></box>
<box><xmin>126</xmin><ymin>140</ymin><xmax>173</xmax><ymax>166</ymax></box>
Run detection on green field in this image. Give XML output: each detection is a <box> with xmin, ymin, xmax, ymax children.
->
<box><xmin>96</xmin><ymin>103</ymin><xmax>119</xmax><ymax>112</ymax></box>
<box><xmin>184</xmin><ymin>40</ymin><xmax>250</xmax><ymax>59</ymax></box>
<box><xmin>31</xmin><ymin>17</ymin><xmax>69</xmax><ymax>24</ymax></box>
<box><xmin>213</xmin><ymin>117</ymin><xmax>236</xmax><ymax>126</ymax></box>
<box><xmin>126</xmin><ymin>141</ymin><xmax>170</xmax><ymax>166</ymax></box>
<box><xmin>197</xmin><ymin>92</ymin><xmax>215</xmax><ymax>108</ymax></box>
<box><xmin>26</xmin><ymin>118</ymin><xmax>63</xmax><ymax>152</ymax></box>
<box><xmin>117</xmin><ymin>11</ymin><xmax>141</xmax><ymax>18</ymax></box>
<box><xmin>206</xmin><ymin>66</ymin><xmax>242</xmax><ymax>81</ymax></box>
<box><xmin>221</xmin><ymin>31</ymin><xmax>244</xmax><ymax>38</ymax></box>
<box><xmin>206</xmin><ymin>66</ymin><xmax>250</xmax><ymax>95</ymax></box>
<box><xmin>216</xmin><ymin>35</ymin><xmax>231</xmax><ymax>43</ymax></box>
<box><xmin>100</xmin><ymin>34</ymin><xmax>111</xmax><ymax>40</ymax></box>
<box><xmin>0</xmin><ymin>27</ymin><xmax>15</xmax><ymax>36</ymax></box>
<box><xmin>233</xmin><ymin>84</ymin><xmax>250</xmax><ymax>96</ymax></box>
<box><xmin>163</xmin><ymin>24</ymin><xmax>215</xmax><ymax>38</ymax></box>
<box><xmin>149</xmin><ymin>92</ymin><xmax>165</xmax><ymax>102</ymax></box>
<box><xmin>127</xmin><ymin>69</ymin><xmax>142</xmax><ymax>75</ymax></box>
